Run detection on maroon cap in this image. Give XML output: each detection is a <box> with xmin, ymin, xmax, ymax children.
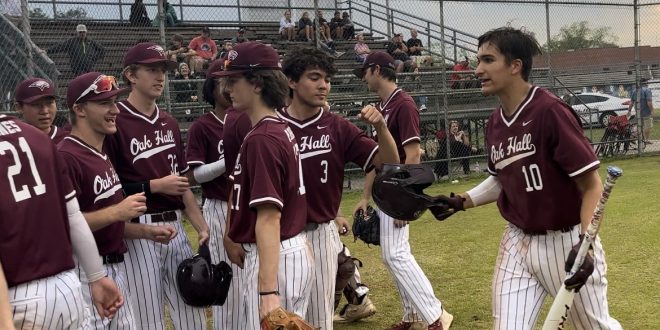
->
<box><xmin>67</xmin><ymin>72</ymin><xmax>128</xmax><ymax>109</ymax></box>
<box><xmin>123</xmin><ymin>42</ymin><xmax>177</xmax><ymax>70</ymax></box>
<box><xmin>15</xmin><ymin>78</ymin><xmax>57</xmax><ymax>103</ymax></box>
<box><xmin>212</xmin><ymin>41</ymin><xmax>281</xmax><ymax>77</ymax></box>
<box><xmin>206</xmin><ymin>59</ymin><xmax>225</xmax><ymax>78</ymax></box>
<box><xmin>353</xmin><ymin>51</ymin><xmax>397</xmax><ymax>78</ymax></box>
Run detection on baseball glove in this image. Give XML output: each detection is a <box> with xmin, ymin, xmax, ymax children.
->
<box><xmin>260</xmin><ymin>307</ymin><xmax>316</xmax><ymax>330</ymax></box>
<box><xmin>352</xmin><ymin>205</ymin><xmax>380</xmax><ymax>246</ymax></box>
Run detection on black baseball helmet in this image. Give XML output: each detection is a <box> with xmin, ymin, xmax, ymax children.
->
<box><xmin>176</xmin><ymin>244</ymin><xmax>232</xmax><ymax>307</ymax></box>
<box><xmin>372</xmin><ymin>164</ymin><xmax>442</xmax><ymax>221</ymax></box>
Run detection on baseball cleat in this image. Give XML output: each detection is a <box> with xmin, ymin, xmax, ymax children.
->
<box><xmin>333</xmin><ymin>296</ymin><xmax>376</xmax><ymax>323</ymax></box>
<box><xmin>428</xmin><ymin>309</ymin><xmax>454</xmax><ymax>330</ymax></box>
<box><xmin>386</xmin><ymin>321</ymin><xmax>427</xmax><ymax>330</ymax></box>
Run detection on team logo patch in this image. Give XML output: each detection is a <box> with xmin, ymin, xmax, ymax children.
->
<box><xmin>28</xmin><ymin>80</ymin><xmax>50</xmax><ymax>91</ymax></box>
<box><xmin>147</xmin><ymin>45</ymin><xmax>166</xmax><ymax>57</ymax></box>
<box><xmin>227</xmin><ymin>50</ymin><xmax>238</xmax><ymax>61</ymax></box>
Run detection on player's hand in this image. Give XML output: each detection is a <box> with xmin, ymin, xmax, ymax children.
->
<box><xmin>394</xmin><ymin>219</ymin><xmax>408</xmax><ymax>228</ymax></box>
<box><xmin>358</xmin><ymin>104</ymin><xmax>385</xmax><ymax>127</ymax></box>
<box><xmin>259</xmin><ymin>294</ymin><xmax>282</xmax><ymax>320</ymax></box>
<box><xmin>224</xmin><ymin>235</ymin><xmax>245</xmax><ymax>268</ymax></box>
<box><xmin>353</xmin><ymin>198</ymin><xmax>369</xmax><ymax>216</ymax></box>
<box><xmin>335</xmin><ymin>216</ymin><xmax>350</xmax><ymax>235</ymax></box>
<box><xmin>191</xmin><ymin>95</ymin><xmax>198</xmax><ymax>102</ymax></box>
<box><xmin>115</xmin><ymin>193</ymin><xmax>147</xmax><ymax>222</ymax></box>
<box><xmin>152</xmin><ymin>174</ymin><xmax>189</xmax><ymax>196</ymax></box>
<box><xmin>564</xmin><ymin>236</ymin><xmax>595</xmax><ymax>292</ymax></box>
<box><xmin>144</xmin><ymin>224</ymin><xmax>177</xmax><ymax>244</ymax></box>
<box><xmin>197</xmin><ymin>229</ymin><xmax>210</xmax><ymax>246</ymax></box>
<box><xmin>89</xmin><ymin>277</ymin><xmax>124</xmax><ymax>320</ymax></box>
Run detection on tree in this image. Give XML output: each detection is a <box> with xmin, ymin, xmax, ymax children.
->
<box><xmin>29</xmin><ymin>8</ymin><xmax>49</xmax><ymax>19</ymax></box>
<box><xmin>55</xmin><ymin>7</ymin><xmax>90</xmax><ymax>20</ymax></box>
<box><xmin>545</xmin><ymin>21</ymin><xmax>618</xmax><ymax>52</ymax></box>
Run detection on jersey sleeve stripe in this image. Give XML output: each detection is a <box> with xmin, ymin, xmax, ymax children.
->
<box><xmin>362</xmin><ymin>146</ymin><xmax>379</xmax><ymax>172</ymax></box>
<box><xmin>186</xmin><ymin>160</ymin><xmax>205</xmax><ymax>165</ymax></box>
<box><xmin>65</xmin><ymin>190</ymin><xmax>76</xmax><ymax>201</ymax></box>
<box><xmin>487</xmin><ymin>168</ymin><xmax>497</xmax><ymax>176</ymax></box>
<box><xmin>249</xmin><ymin>197</ymin><xmax>284</xmax><ymax>209</ymax></box>
<box><xmin>568</xmin><ymin>160</ymin><xmax>600</xmax><ymax>177</ymax></box>
<box><xmin>401</xmin><ymin>136</ymin><xmax>421</xmax><ymax>146</ymax></box>
<box><xmin>179</xmin><ymin>165</ymin><xmax>190</xmax><ymax>175</ymax></box>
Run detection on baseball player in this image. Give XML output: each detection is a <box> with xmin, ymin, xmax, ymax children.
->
<box><xmin>353</xmin><ymin>51</ymin><xmax>453</xmax><ymax>330</ymax></box>
<box><xmin>185</xmin><ymin>59</ymin><xmax>244</xmax><ymax>329</ymax></box>
<box><xmin>212</xmin><ymin>41</ymin><xmax>313</xmax><ymax>329</ymax></box>
<box><xmin>437</xmin><ymin>27</ymin><xmax>622</xmax><ymax>330</ymax></box>
<box><xmin>59</xmin><ymin>72</ymin><xmax>179</xmax><ymax>329</ymax></box>
<box><xmin>14</xmin><ymin>77</ymin><xmax>68</xmax><ymax>144</ymax></box>
<box><xmin>104</xmin><ymin>42</ymin><xmax>209</xmax><ymax>330</ymax></box>
<box><xmin>0</xmin><ymin>113</ymin><xmax>123</xmax><ymax>329</ymax></box>
<box><xmin>278</xmin><ymin>47</ymin><xmax>399</xmax><ymax>329</ymax></box>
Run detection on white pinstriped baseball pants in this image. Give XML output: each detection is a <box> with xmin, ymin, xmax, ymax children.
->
<box><xmin>305</xmin><ymin>221</ymin><xmax>343</xmax><ymax>330</ymax></box>
<box><xmin>492</xmin><ymin>224</ymin><xmax>622</xmax><ymax>330</ymax></box>
<box><xmin>240</xmin><ymin>233</ymin><xmax>314</xmax><ymax>329</ymax></box>
<box><xmin>8</xmin><ymin>269</ymin><xmax>90</xmax><ymax>329</ymax></box>
<box><xmin>203</xmin><ymin>198</ymin><xmax>245</xmax><ymax>330</ymax></box>
<box><xmin>378</xmin><ymin>209</ymin><xmax>443</xmax><ymax>324</ymax></box>
<box><xmin>77</xmin><ymin>262</ymin><xmax>137</xmax><ymax>329</ymax></box>
<box><xmin>120</xmin><ymin>211</ymin><xmax>206</xmax><ymax>330</ymax></box>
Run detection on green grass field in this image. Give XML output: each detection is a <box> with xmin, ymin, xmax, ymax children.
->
<box><xmin>183</xmin><ymin>155</ymin><xmax>660</xmax><ymax>330</ymax></box>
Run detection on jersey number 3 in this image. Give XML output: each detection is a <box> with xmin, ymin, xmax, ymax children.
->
<box><xmin>522</xmin><ymin>164</ymin><xmax>543</xmax><ymax>192</ymax></box>
<box><xmin>0</xmin><ymin>137</ymin><xmax>46</xmax><ymax>202</ymax></box>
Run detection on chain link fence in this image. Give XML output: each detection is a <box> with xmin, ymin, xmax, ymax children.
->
<box><xmin>1</xmin><ymin>0</ymin><xmax>659</xmax><ymax>184</ymax></box>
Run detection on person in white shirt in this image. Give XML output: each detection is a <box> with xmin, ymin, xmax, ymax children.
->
<box><xmin>280</xmin><ymin>10</ymin><xmax>296</xmax><ymax>41</ymax></box>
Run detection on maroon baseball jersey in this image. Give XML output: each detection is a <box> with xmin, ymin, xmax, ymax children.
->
<box><xmin>58</xmin><ymin>136</ymin><xmax>127</xmax><ymax>256</ymax></box>
<box><xmin>278</xmin><ymin>107</ymin><xmax>378</xmax><ymax>223</ymax></box>
<box><xmin>186</xmin><ymin>111</ymin><xmax>229</xmax><ymax>201</ymax></box>
<box><xmin>227</xmin><ymin>117</ymin><xmax>307</xmax><ymax>243</ymax></box>
<box><xmin>0</xmin><ymin>115</ymin><xmax>76</xmax><ymax>287</ymax></box>
<box><xmin>49</xmin><ymin>125</ymin><xmax>69</xmax><ymax>144</ymax></box>
<box><xmin>104</xmin><ymin>100</ymin><xmax>188</xmax><ymax>213</ymax></box>
<box><xmin>376</xmin><ymin>88</ymin><xmax>420</xmax><ymax>163</ymax></box>
<box><xmin>222</xmin><ymin>107</ymin><xmax>252</xmax><ymax>180</ymax></box>
<box><xmin>486</xmin><ymin>86</ymin><xmax>599</xmax><ymax>231</ymax></box>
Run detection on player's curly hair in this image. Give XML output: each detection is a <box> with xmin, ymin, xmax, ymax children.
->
<box><xmin>232</xmin><ymin>70</ymin><xmax>288</xmax><ymax>109</ymax></box>
<box><xmin>202</xmin><ymin>77</ymin><xmax>217</xmax><ymax>106</ymax></box>
<box><xmin>282</xmin><ymin>47</ymin><xmax>338</xmax><ymax>82</ymax></box>
<box><xmin>477</xmin><ymin>27</ymin><xmax>541</xmax><ymax>81</ymax></box>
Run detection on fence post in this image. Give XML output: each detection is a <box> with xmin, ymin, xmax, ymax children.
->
<box><xmin>439</xmin><ymin>0</ymin><xmax>451</xmax><ymax>179</ymax></box>
<box><xmin>237</xmin><ymin>0</ymin><xmax>242</xmax><ymax>24</ymax></box>
<box><xmin>385</xmin><ymin>0</ymin><xmax>391</xmax><ymax>37</ymax></box>
<box><xmin>452</xmin><ymin>30</ymin><xmax>457</xmax><ymax>63</ymax></box>
<box><xmin>368</xmin><ymin>2</ymin><xmax>372</xmax><ymax>33</ymax></box>
<box><xmin>20</xmin><ymin>0</ymin><xmax>33</xmax><ymax>77</ymax></box>
<box><xmin>178</xmin><ymin>0</ymin><xmax>184</xmax><ymax>23</ymax></box>
<box><xmin>118</xmin><ymin>0</ymin><xmax>124</xmax><ymax>23</ymax></box>
<box><xmin>427</xmin><ymin>21</ymin><xmax>431</xmax><ymax>57</ymax></box>
<box><xmin>51</xmin><ymin>0</ymin><xmax>57</xmax><ymax>20</ymax></box>
<box><xmin>544</xmin><ymin>0</ymin><xmax>555</xmax><ymax>91</ymax></box>
<box><xmin>157</xmin><ymin>0</ymin><xmax>172</xmax><ymax>113</ymax></box>
<box><xmin>314</xmin><ymin>0</ymin><xmax>320</xmax><ymax>50</ymax></box>
<box><xmin>634</xmin><ymin>0</ymin><xmax>642</xmax><ymax>156</ymax></box>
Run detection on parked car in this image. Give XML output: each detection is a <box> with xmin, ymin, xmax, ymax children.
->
<box><xmin>563</xmin><ymin>92</ymin><xmax>632</xmax><ymax>127</ymax></box>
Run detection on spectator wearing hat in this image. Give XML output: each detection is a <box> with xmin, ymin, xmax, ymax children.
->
<box><xmin>47</xmin><ymin>24</ymin><xmax>105</xmax><ymax>76</ymax></box>
<box><xmin>231</xmin><ymin>28</ymin><xmax>250</xmax><ymax>44</ymax></box>
<box><xmin>385</xmin><ymin>33</ymin><xmax>416</xmax><ymax>73</ymax></box>
<box><xmin>129</xmin><ymin>0</ymin><xmax>150</xmax><ymax>26</ymax></box>
<box><xmin>450</xmin><ymin>57</ymin><xmax>476</xmax><ymax>89</ymax></box>
<box><xmin>188</xmin><ymin>27</ymin><xmax>218</xmax><ymax>73</ymax></box>
<box><xmin>14</xmin><ymin>77</ymin><xmax>69</xmax><ymax>144</ymax></box>
<box><xmin>151</xmin><ymin>1</ymin><xmax>178</xmax><ymax>27</ymax></box>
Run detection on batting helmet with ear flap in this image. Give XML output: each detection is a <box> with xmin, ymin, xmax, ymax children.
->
<box><xmin>176</xmin><ymin>243</ymin><xmax>232</xmax><ymax>307</ymax></box>
<box><xmin>372</xmin><ymin>164</ymin><xmax>447</xmax><ymax>221</ymax></box>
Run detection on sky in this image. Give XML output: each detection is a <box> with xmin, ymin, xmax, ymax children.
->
<box><xmin>28</xmin><ymin>0</ymin><xmax>660</xmax><ymax>49</ymax></box>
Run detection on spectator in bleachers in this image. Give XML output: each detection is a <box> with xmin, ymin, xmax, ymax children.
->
<box><xmin>188</xmin><ymin>26</ymin><xmax>218</xmax><ymax>73</ymax></box>
<box><xmin>173</xmin><ymin>62</ymin><xmax>199</xmax><ymax>103</ymax></box>
<box><xmin>152</xmin><ymin>1</ymin><xmax>178</xmax><ymax>27</ymax></box>
<box><xmin>231</xmin><ymin>28</ymin><xmax>249</xmax><ymax>44</ymax></box>
<box><xmin>329</xmin><ymin>11</ymin><xmax>344</xmax><ymax>40</ymax></box>
<box><xmin>129</xmin><ymin>0</ymin><xmax>150</xmax><ymax>26</ymax></box>
<box><xmin>385</xmin><ymin>33</ymin><xmax>416</xmax><ymax>73</ymax></box>
<box><xmin>434</xmin><ymin>120</ymin><xmax>474</xmax><ymax>177</ymax></box>
<box><xmin>280</xmin><ymin>10</ymin><xmax>296</xmax><ymax>42</ymax></box>
<box><xmin>314</xmin><ymin>10</ymin><xmax>333</xmax><ymax>42</ymax></box>
<box><xmin>217</xmin><ymin>41</ymin><xmax>233</xmax><ymax>60</ymax></box>
<box><xmin>47</xmin><ymin>24</ymin><xmax>105</xmax><ymax>76</ymax></box>
<box><xmin>617</xmin><ymin>84</ymin><xmax>629</xmax><ymax>98</ymax></box>
<box><xmin>298</xmin><ymin>11</ymin><xmax>313</xmax><ymax>42</ymax></box>
<box><xmin>450</xmin><ymin>57</ymin><xmax>476</xmax><ymax>89</ymax></box>
<box><xmin>166</xmin><ymin>34</ymin><xmax>194</xmax><ymax>63</ymax></box>
<box><xmin>341</xmin><ymin>12</ymin><xmax>355</xmax><ymax>40</ymax></box>
<box><xmin>354</xmin><ymin>33</ymin><xmax>371</xmax><ymax>63</ymax></box>
<box><xmin>407</xmin><ymin>29</ymin><xmax>433</xmax><ymax>66</ymax></box>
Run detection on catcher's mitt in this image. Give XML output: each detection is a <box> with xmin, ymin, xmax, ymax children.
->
<box><xmin>260</xmin><ymin>307</ymin><xmax>316</xmax><ymax>330</ymax></box>
<box><xmin>352</xmin><ymin>205</ymin><xmax>380</xmax><ymax>245</ymax></box>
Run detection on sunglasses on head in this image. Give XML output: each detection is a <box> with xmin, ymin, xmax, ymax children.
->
<box><xmin>75</xmin><ymin>75</ymin><xmax>118</xmax><ymax>103</ymax></box>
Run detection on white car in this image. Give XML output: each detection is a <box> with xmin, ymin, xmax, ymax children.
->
<box><xmin>563</xmin><ymin>92</ymin><xmax>632</xmax><ymax>127</ymax></box>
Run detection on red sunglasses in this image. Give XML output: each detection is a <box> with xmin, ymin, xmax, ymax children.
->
<box><xmin>75</xmin><ymin>75</ymin><xmax>118</xmax><ymax>103</ymax></box>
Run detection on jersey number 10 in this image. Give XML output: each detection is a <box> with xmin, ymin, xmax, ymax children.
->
<box><xmin>522</xmin><ymin>164</ymin><xmax>543</xmax><ymax>192</ymax></box>
<box><xmin>0</xmin><ymin>137</ymin><xmax>47</xmax><ymax>202</ymax></box>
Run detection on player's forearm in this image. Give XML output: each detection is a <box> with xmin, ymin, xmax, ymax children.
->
<box><xmin>182</xmin><ymin>189</ymin><xmax>209</xmax><ymax>234</ymax></box>
<box><xmin>462</xmin><ymin>175</ymin><xmax>502</xmax><ymax>209</ymax></box>
<box><xmin>83</xmin><ymin>207</ymin><xmax>124</xmax><ymax>231</ymax></box>
<box><xmin>403</xmin><ymin>142</ymin><xmax>422</xmax><ymax>164</ymax></box>
<box><xmin>224</xmin><ymin>189</ymin><xmax>234</xmax><ymax>239</ymax></box>
<box><xmin>361</xmin><ymin>170</ymin><xmax>376</xmax><ymax>201</ymax></box>
<box><xmin>372</xmin><ymin>122</ymin><xmax>399</xmax><ymax>166</ymax></box>
<box><xmin>0</xmin><ymin>262</ymin><xmax>13</xmax><ymax>329</ymax></box>
<box><xmin>255</xmin><ymin>208</ymin><xmax>281</xmax><ymax>292</ymax></box>
<box><xmin>575</xmin><ymin>170</ymin><xmax>603</xmax><ymax>233</ymax></box>
<box><xmin>123</xmin><ymin>222</ymin><xmax>148</xmax><ymax>239</ymax></box>
<box><xmin>191</xmin><ymin>159</ymin><xmax>226</xmax><ymax>184</ymax></box>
